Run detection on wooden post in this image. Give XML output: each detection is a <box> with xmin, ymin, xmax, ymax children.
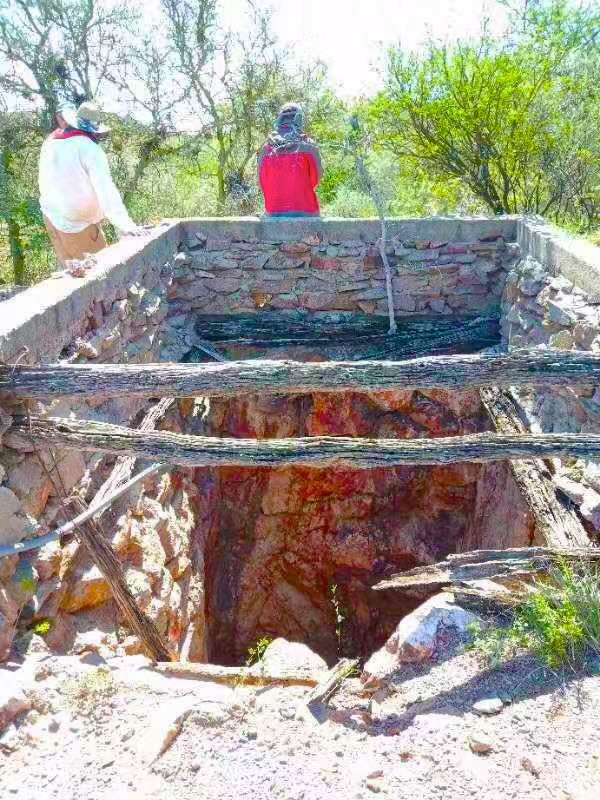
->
<box><xmin>69</xmin><ymin>496</ymin><xmax>173</xmax><ymax>662</ymax></box>
<box><xmin>480</xmin><ymin>387</ymin><xmax>590</xmax><ymax>548</ymax></box>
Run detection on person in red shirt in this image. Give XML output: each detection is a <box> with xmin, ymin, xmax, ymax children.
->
<box><xmin>258</xmin><ymin>103</ymin><xmax>323</xmax><ymax>217</ymax></box>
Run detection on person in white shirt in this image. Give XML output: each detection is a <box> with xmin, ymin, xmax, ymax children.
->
<box><xmin>39</xmin><ymin>101</ymin><xmax>141</xmax><ymax>266</ymax></box>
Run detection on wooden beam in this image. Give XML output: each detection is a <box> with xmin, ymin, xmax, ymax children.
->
<box><xmin>480</xmin><ymin>387</ymin><xmax>590</xmax><ymax>548</ymax></box>
<box><xmin>372</xmin><ymin>545</ymin><xmax>600</xmax><ymax>592</ymax></box>
<box><xmin>69</xmin><ymin>496</ymin><xmax>173</xmax><ymax>662</ymax></box>
<box><xmin>12</xmin><ymin>415</ymin><xmax>600</xmax><ymax>468</ymax></box>
<box><xmin>151</xmin><ymin>661</ymin><xmax>322</xmax><ymax>687</ymax></box>
<box><xmin>186</xmin><ymin>312</ymin><xmax>502</xmax><ymax>360</ymax></box>
<box><xmin>92</xmin><ymin>397</ymin><xmax>174</xmax><ymax>506</ymax></box>
<box><xmin>3</xmin><ymin>350</ymin><xmax>600</xmax><ymax>401</ymax></box>
<box><xmin>304</xmin><ymin>658</ymin><xmax>359</xmax><ymax>706</ymax></box>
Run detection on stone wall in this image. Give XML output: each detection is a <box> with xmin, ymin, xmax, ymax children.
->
<box><xmin>1</xmin><ymin>223</ymin><xmax>180</xmax><ymax>544</ymax></box>
<box><xmin>502</xmin><ymin>218</ymin><xmax>600</xmax><ymax>538</ymax></box>
<box><xmin>164</xmin><ymin>218</ymin><xmax>518</xmax><ymax>332</ymax></box>
<box><xmin>0</xmin><ymin>222</ymin><xmax>208</xmax><ymax>662</ymax></box>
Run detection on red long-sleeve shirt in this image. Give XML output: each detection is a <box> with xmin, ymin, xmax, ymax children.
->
<box><xmin>258</xmin><ymin>143</ymin><xmax>321</xmax><ymax>215</ymax></box>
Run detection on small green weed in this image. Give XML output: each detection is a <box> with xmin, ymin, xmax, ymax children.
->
<box><xmin>19</xmin><ymin>575</ymin><xmax>36</xmax><ymax>593</ymax></box>
<box><xmin>234</xmin><ymin>635</ymin><xmax>273</xmax><ymax>690</ymax></box>
<box><xmin>31</xmin><ymin>619</ymin><xmax>52</xmax><ymax>637</ymax></box>
<box><xmin>468</xmin><ymin>560</ymin><xmax>600</xmax><ymax>669</ymax></box>
<box><xmin>329</xmin><ymin>583</ymin><xmax>346</xmax><ymax>655</ymax></box>
<box><xmin>245</xmin><ymin>635</ymin><xmax>273</xmax><ymax>667</ymax></box>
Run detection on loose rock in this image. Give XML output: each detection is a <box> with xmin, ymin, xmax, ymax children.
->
<box><xmin>521</xmin><ymin>755</ymin><xmax>542</xmax><ymax>777</ymax></box>
<box><xmin>468</xmin><ymin>734</ymin><xmax>494</xmax><ymax>754</ymax></box>
<box><xmin>472</xmin><ymin>697</ymin><xmax>504</xmax><ymax>716</ymax></box>
<box><xmin>261</xmin><ymin>638</ymin><xmax>327</xmax><ymax>675</ymax></box>
<box><xmin>361</xmin><ymin>594</ymin><xmax>480</xmax><ymax>689</ymax></box>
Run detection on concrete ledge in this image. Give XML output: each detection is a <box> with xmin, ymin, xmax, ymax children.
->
<box><xmin>182</xmin><ymin>216</ymin><xmax>519</xmax><ymax>244</ymax></box>
<box><xmin>0</xmin><ymin>221</ymin><xmax>181</xmax><ymax>364</ymax></box>
<box><xmin>518</xmin><ymin>217</ymin><xmax>600</xmax><ymax>298</ymax></box>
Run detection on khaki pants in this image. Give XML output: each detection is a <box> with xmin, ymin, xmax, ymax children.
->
<box><xmin>44</xmin><ymin>216</ymin><xmax>107</xmax><ymax>267</ymax></box>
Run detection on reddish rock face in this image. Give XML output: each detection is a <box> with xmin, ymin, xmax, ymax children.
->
<box><xmin>198</xmin><ymin>388</ymin><xmax>520</xmax><ymax>666</ymax></box>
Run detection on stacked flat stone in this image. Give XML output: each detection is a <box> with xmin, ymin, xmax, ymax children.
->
<box><xmin>502</xmin><ymin>251</ymin><xmax>600</xmax><ymax>535</ymax></box>
<box><xmin>166</xmin><ymin>231</ymin><xmax>515</xmax><ymax>321</ymax></box>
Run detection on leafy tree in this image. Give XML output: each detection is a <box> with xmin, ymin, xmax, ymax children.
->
<box><xmin>107</xmin><ymin>30</ymin><xmax>188</xmax><ymax>204</ymax></box>
<box><xmin>2</xmin><ymin>0</ymin><xmax>597</xmax><ymax>286</ymax></box>
<box><xmin>159</xmin><ymin>0</ymin><xmax>336</xmax><ymax>208</ymax></box>
<box><xmin>0</xmin><ymin>0</ymin><xmax>134</xmax><ymax>281</ymax></box>
<box><xmin>369</xmin><ymin>0</ymin><xmax>599</xmax><ymax>226</ymax></box>
<box><xmin>0</xmin><ymin>0</ymin><xmax>134</xmax><ymax>121</ymax></box>
<box><xmin>160</xmin><ymin>0</ymin><xmax>270</xmax><ymax>205</ymax></box>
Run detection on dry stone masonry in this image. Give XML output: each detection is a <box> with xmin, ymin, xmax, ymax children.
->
<box><xmin>166</xmin><ymin>218</ymin><xmax>516</xmax><ymax>321</ymax></box>
<box><xmin>0</xmin><ymin>214</ymin><xmax>598</xmax><ymax>664</ymax></box>
<box><xmin>502</xmin><ymin>218</ymin><xmax>600</xmax><ymax>538</ymax></box>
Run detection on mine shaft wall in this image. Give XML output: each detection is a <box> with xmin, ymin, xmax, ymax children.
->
<box><xmin>0</xmin><ymin>222</ymin><xmax>208</xmax><ymax>662</ymax></box>
<box><xmin>0</xmin><ymin>214</ymin><xmax>596</xmax><ymax>664</ymax></box>
<box><xmin>199</xmin><ymin>388</ymin><xmax>534</xmax><ymax>665</ymax></box>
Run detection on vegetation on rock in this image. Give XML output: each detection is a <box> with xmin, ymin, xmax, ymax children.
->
<box><xmin>468</xmin><ymin>560</ymin><xmax>600</xmax><ymax>668</ymax></box>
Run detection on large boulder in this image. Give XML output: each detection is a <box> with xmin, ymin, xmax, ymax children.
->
<box><xmin>361</xmin><ymin>593</ymin><xmax>480</xmax><ymax>690</ymax></box>
<box><xmin>580</xmin><ymin>489</ymin><xmax>600</xmax><ymax>530</ymax></box>
<box><xmin>260</xmin><ymin>637</ymin><xmax>327</xmax><ymax>675</ymax></box>
<box><xmin>8</xmin><ymin>459</ymin><xmax>53</xmax><ymax>517</ymax></box>
<box><xmin>60</xmin><ymin>564</ymin><xmax>110</xmax><ymax>613</ymax></box>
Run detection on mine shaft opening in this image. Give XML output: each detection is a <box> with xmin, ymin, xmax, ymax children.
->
<box><xmin>180</xmin><ymin>341</ymin><xmax>531</xmax><ymax>668</ymax></box>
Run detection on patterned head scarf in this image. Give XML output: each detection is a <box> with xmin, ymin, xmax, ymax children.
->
<box><xmin>268</xmin><ymin>103</ymin><xmax>305</xmax><ymax>150</ymax></box>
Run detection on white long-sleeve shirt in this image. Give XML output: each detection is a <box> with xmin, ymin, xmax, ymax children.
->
<box><xmin>39</xmin><ymin>134</ymin><xmax>134</xmax><ymax>233</ymax></box>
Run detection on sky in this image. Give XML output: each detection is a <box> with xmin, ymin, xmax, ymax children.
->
<box><xmin>222</xmin><ymin>0</ymin><xmax>511</xmax><ymax>96</ymax></box>
<box><xmin>4</xmin><ymin>0</ymin><xmax>512</xmax><ymax>117</ymax></box>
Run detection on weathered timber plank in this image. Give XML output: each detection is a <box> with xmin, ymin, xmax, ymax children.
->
<box><xmin>92</xmin><ymin>397</ymin><xmax>174</xmax><ymax>506</ymax></box>
<box><xmin>12</xmin><ymin>416</ymin><xmax>600</xmax><ymax>468</ymax></box>
<box><xmin>480</xmin><ymin>386</ymin><xmax>590</xmax><ymax>548</ymax></box>
<box><xmin>193</xmin><ymin>312</ymin><xmax>500</xmax><ymax>359</ymax></box>
<box><xmin>373</xmin><ymin>545</ymin><xmax>600</xmax><ymax>592</ymax></box>
<box><xmin>3</xmin><ymin>350</ymin><xmax>600</xmax><ymax>401</ymax></box>
<box><xmin>194</xmin><ymin>311</ymin><xmax>495</xmax><ymax>343</ymax></box>
<box><xmin>304</xmin><ymin>658</ymin><xmax>359</xmax><ymax>706</ymax></box>
<box><xmin>151</xmin><ymin>662</ymin><xmax>321</xmax><ymax>687</ymax></box>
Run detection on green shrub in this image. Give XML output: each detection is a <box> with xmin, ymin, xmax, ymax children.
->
<box><xmin>321</xmin><ymin>187</ymin><xmax>376</xmax><ymax>218</ymax></box>
<box><xmin>468</xmin><ymin>560</ymin><xmax>600</xmax><ymax>669</ymax></box>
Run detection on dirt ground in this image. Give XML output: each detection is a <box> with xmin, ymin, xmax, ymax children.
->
<box><xmin>1</xmin><ymin>643</ymin><xmax>599</xmax><ymax>800</ymax></box>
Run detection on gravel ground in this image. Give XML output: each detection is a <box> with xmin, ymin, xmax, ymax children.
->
<box><xmin>1</xmin><ymin>645</ymin><xmax>599</xmax><ymax>800</ymax></box>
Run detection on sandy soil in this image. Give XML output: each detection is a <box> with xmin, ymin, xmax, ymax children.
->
<box><xmin>1</xmin><ymin>645</ymin><xmax>599</xmax><ymax>800</ymax></box>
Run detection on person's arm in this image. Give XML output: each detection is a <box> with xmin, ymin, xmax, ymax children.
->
<box><xmin>301</xmin><ymin>141</ymin><xmax>323</xmax><ymax>185</ymax></box>
<box><xmin>310</xmin><ymin>144</ymin><xmax>323</xmax><ymax>183</ymax></box>
<box><xmin>83</xmin><ymin>142</ymin><xmax>137</xmax><ymax>234</ymax></box>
